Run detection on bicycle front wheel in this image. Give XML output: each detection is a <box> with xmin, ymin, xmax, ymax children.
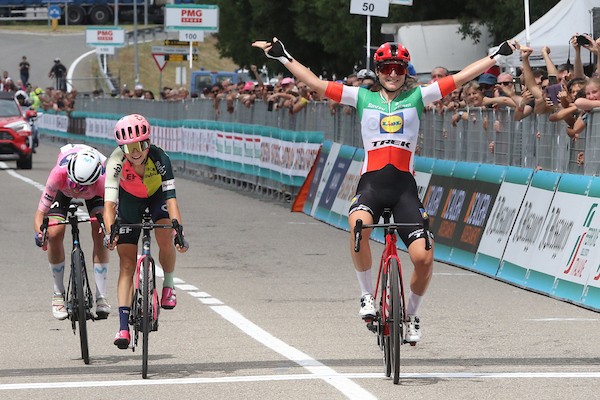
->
<box><xmin>72</xmin><ymin>249</ymin><xmax>89</xmax><ymax>364</ymax></box>
<box><xmin>389</xmin><ymin>258</ymin><xmax>403</xmax><ymax>384</ymax></box>
<box><xmin>379</xmin><ymin>267</ymin><xmax>392</xmax><ymax>378</ymax></box>
<box><xmin>141</xmin><ymin>256</ymin><xmax>152</xmax><ymax>379</ymax></box>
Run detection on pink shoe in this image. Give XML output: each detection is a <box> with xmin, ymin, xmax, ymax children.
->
<box><xmin>114</xmin><ymin>330</ymin><xmax>130</xmax><ymax>349</ymax></box>
<box><xmin>161</xmin><ymin>287</ymin><xmax>177</xmax><ymax>309</ymax></box>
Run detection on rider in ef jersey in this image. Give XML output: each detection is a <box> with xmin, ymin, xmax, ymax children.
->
<box><xmin>253</xmin><ymin>37</ymin><xmax>517</xmax><ymax>343</ymax></box>
<box><xmin>103</xmin><ymin>114</ymin><xmax>188</xmax><ymax>350</ymax></box>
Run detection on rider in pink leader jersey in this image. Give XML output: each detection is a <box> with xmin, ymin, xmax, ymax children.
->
<box><xmin>34</xmin><ymin>144</ymin><xmax>111</xmax><ymax>321</ymax></box>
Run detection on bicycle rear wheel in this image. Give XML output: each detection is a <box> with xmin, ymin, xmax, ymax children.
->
<box><xmin>142</xmin><ymin>256</ymin><xmax>151</xmax><ymax>379</ymax></box>
<box><xmin>389</xmin><ymin>258</ymin><xmax>403</xmax><ymax>384</ymax></box>
<box><xmin>72</xmin><ymin>249</ymin><xmax>90</xmax><ymax>364</ymax></box>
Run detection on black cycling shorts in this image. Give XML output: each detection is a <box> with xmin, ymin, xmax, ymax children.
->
<box><xmin>349</xmin><ymin>164</ymin><xmax>431</xmax><ymax>248</ymax></box>
<box><xmin>116</xmin><ymin>188</ymin><xmax>169</xmax><ymax>245</ymax></box>
<box><xmin>48</xmin><ymin>191</ymin><xmax>104</xmax><ymax>219</ymax></box>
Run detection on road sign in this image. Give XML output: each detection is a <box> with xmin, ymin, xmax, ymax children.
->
<box><xmin>48</xmin><ymin>5</ymin><xmax>61</xmax><ymax>19</ymax></box>
<box><xmin>165</xmin><ymin>54</ymin><xmax>199</xmax><ymax>62</ymax></box>
<box><xmin>96</xmin><ymin>46</ymin><xmax>115</xmax><ymax>55</ymax></box>
<box><xmin>86</xmin><ymin>27</ymin><xmax>125</xmax><ymax>47</ymax></box>
<box><xmin>389</xmin><ymin>0</ymin><xmax>413</xmax><ymax>4</ymax></box>
<box><xmin>151</xmin><ymin>46</ymin><xmax>198</xmax><ymax>55</ymax></box>
<box><xmin>349</xmin><ymin>0</ymin><xmax>389</xmax><ymax>17</ymax></box>
<box><xmin>179</xmin><ymin>30</ymin><xmax>205</xmax><ymax>42</ymax></box>
<box><xmin>164</xmin><ymin>40</ymin><xmax>199</xmax><ymax>46</ymax></box>
<box><xmin>165</xmin><ymin>4</ymin><xmax>219</xmax><ymax>31</ymax></box>
<box><xmin>152</xmin><ymin>54</ymin><xmax>167</xmax><ymax>71</ymax></box>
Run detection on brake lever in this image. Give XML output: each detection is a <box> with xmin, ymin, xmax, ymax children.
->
<box><xmin>353</xmin><ymin>219</ymin><xmax>363</xmax><ymax>253</ymax></box>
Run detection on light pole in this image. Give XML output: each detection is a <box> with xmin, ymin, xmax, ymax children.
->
<box><xmin>133</xmin><ymin>0</ymin><xmax>139</xmax><ymax>84</ymax></box>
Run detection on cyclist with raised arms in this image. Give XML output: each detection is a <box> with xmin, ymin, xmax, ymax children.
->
<box><xmin>103</xmin><ymin>114</ymin><xmax>188</xmax><ymax>349</ymax></box>
<box><xmin>253</xmin><ymin>37</ymin><xmax>516</xmax><ymax>343</ymax></box>
<box><xmin>34</xmin><ymin>144</ymin><xmax>111</xmax><ymax>320</ymax></box>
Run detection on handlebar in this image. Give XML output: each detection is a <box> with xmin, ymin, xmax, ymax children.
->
<box><xmin>108</xmin><ymin>218</ymin><xmax>185</xmax><ymax>247</ymax></box>
<box><xmin>353</xmin><ymin>220</ymin><xmax>431</xmax><ymax>253</ymax></box>
<box><xmin>38</xmin><ymin>211</ymin><xmax>105</xmax><ymax>250</ymax></box>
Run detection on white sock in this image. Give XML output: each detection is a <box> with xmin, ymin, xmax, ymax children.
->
<box><xmin>50</xmin><ymin>262</ymin><xmax>65</xmax><ymax>294</ymax></box>
<box><xmin>406</xmin><ymin>291</ymin><xmax>423</xmax><ymax>316</ymax></box>
<box><xmin>356</xmin><ymin>269</ymin><xmax>374</xmax><ymax>296</ymax></box>
<box><xmin>94</xmin><ymin>263</ymin><xmax>109</xmax><ymax>298</ymax></box>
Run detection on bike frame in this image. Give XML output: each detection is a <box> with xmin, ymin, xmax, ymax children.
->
<box><xmin>373</xmin><ymin>224</ymin><xmax>405</xmax><ymax>338</ymax></box>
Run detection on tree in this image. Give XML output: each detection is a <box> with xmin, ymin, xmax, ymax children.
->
<box><xmin>211</xmin><ymin>0</ymin><xmax>561</xmax><ymax>78</ymax></box>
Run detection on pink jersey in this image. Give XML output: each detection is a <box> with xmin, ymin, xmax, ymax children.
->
<box><xmin>38</xmin><ymin>144</ymin><xmax>106</xmax><ymax>213</ymax></box>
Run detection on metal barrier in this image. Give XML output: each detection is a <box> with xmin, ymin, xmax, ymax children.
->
<box><xmin>74</xmin><ymin>96</ymin><xmax>599</xmax><ymax>175</ymax></box>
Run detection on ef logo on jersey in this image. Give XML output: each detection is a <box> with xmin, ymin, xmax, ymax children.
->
<box><xmin>380</xmin><ymin>113</ymin><xmax>404</xmax><ymax>134</ymax></box>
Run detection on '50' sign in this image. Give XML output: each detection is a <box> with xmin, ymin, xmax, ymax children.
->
<box><xmin>349</xmin><ymin>0</ymin><xmax>389</xmax><ymax>17</ymax></box>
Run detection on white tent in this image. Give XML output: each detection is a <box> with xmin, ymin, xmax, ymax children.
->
<box><xmin>492</xmin><ymin>0</ymin><xmax>600</xmax><ymax>69</ymax></box>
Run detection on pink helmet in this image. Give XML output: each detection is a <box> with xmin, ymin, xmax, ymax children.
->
<box><xmin>114</xmin><ymin>114</ymin><xmax>150</xmax><ymax>145</ymax></box>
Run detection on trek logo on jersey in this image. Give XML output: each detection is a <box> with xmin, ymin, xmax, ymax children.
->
<box><xmin>380</xmin><ymin>113</ymin><xmax>404</xmax><ymax>134</ymax></box>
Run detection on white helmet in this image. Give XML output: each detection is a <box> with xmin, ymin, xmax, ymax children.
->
<box><xmin>67</xmin><ymin>148</ymin><xmax>104</xmax><ymax>185</ymax></box>
<box><xmin>357</xmin><ymin>69</ymin><xmax>376</xmax><ymax>80</ymax></box>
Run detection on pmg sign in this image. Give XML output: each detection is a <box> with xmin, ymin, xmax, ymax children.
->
<box><xmin>85</xmin><ymin>27</ymin><xmax>125</xmax><ymax>47</ymax></box>
<box><xmin>165</xmin><ymin>4</ymin><xmax>219</xmax><ymax>32</ymax></box>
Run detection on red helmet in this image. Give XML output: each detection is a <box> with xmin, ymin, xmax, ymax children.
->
<box><xmin>373</xmin><ymin>42</ymin><xmax>411</xmax><ymax>65</ymax></box>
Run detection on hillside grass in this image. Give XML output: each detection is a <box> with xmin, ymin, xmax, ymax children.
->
<box><xmin>108</xmin><ymin>33</ymin><xmax>238</xmax><ymax>95</ymax></box>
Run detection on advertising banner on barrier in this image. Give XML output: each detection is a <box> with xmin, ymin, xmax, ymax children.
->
<box><xmin>582</xmin><ymin>177</ymin><xmax>600</xmax><ymax>308</ymax></box>
<box><xmin>498</xmin><ymin>171</ymin><xmax>560</xmax><ymax>288</ymax></box>
<box><xmin>314</xmin><ymin>145</ymin><xmax>355</xmax><ymax>223</ymax></box>
<box><xmin>314</xmin><ymin>146</ymin><xmax>358</xmax><ymax>229</ymax></box>
<box><xmin>303</xmin><ymin>141</ymin><xmax>333</xmax><ymax>216</ymax></box>
<box><xmin>308</xmin><ymin>142</ymin><xmax>341</xmax><ymax>217</ymax></box>
<box><xmin>474</xmin><ymin>166</ymin><xmax>532</xmax><ymax>276</ymax></box>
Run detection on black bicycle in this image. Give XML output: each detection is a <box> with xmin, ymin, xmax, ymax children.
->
<box><xmin>40</xmin><ymin>201</ymin><xmax>106</xmax><ymax>365</ymax></box>
<box><xmin>110</xmin><ymin>209</ymin><xmax>184</xmax><ymax>379</ymax></box>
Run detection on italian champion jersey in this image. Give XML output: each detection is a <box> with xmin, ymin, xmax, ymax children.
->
<box><xmin>325</xmin><ymin>76</ymin><xmax>455</xmax><ymax>174</ymax></box>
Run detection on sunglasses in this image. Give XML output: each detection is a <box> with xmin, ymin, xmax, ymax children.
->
<box><xmin>378</xmin><ymin>63</ymin><xmax>407</xmax><ymax>76</ymax></box>
<box><xmin>498</xmin><ymin>81</ymin><xmax>513</xmax><ymax>86</ymax></box>
<box><xmin>67</xmin><ymin>178</ymin><xmax>85</xmax><ymax>193</ymax></box>
<box><xmin>120</xmin><ymin>140</ymin><xmax>150</xmax><ymax>155</ymax></box>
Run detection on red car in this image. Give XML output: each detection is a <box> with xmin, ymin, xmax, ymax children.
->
<box><xmin>0</xmin><ymin>92</ymin><xmax>36</xmax><ymax>169</ymax></box>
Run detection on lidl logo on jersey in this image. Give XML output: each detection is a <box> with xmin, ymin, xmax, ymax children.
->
<box><xmin>380</xmin><ymin>113</ymin><xmax>404</xmax><ymax>134</ymax></box>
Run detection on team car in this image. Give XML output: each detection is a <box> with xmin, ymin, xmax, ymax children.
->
<box><xmin>0</xmin><ymin>91</ymin><xmax>36</xmax><ymax>169</ymax></box>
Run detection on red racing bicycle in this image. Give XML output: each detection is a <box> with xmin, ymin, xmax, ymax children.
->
<box><xmin>109</xmin><ymin>209</ymin><xmax>184</xmax><ymax>379</ymax></box>
<box><xmin>353</xmin><ymin>207</ymin><xmax>431</xmax><ymax>384</ymax></box>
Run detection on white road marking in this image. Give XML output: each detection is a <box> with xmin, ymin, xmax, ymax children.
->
<box><xmin>4</xmin><ymin>371</ymin><xmax>600</xmax><ymax>391</ymax></box>
<box><xmin>0</xmin><ymin>162</ymin><xmax>46</xmax><ymax>190</ymax></box>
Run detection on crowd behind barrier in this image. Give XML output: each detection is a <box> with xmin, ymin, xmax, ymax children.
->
<box><xmin>72</xmin><ymin>96</ymin><xmax>600</xmax><ymax>176</ymax></box>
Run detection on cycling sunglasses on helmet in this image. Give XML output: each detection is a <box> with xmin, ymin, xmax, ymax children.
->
<box><xmin>66</xmin><ymin>177</ymin><xmax>85</xmax><ymax>193</ymax></box>
<box><xmin>120</xmin><ymin>140</ymin><xmax>150</xmax><ymax>155</ymax></box>
<box><xmin>377</xmin><ymin>63</ymin><xmax>407</xmax><ymax>76</ymax></box>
